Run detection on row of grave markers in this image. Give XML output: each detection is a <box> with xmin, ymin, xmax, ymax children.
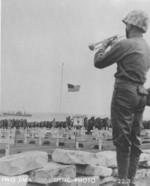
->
<box><xmin>0</xmin><ymin>127</ymin><xmax>112</xmax><ymax>156</ymax></box>
<box><xmin>0</xmin><ymin>129</ymin><xmax>15</xmax><ymax>156</ymax></box>
<box><xmin>0</xmin><ymin>127</ymin><xmax>112</xmax><ymax>140</ymax></box>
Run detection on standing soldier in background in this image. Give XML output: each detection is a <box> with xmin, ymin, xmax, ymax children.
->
<box><xmin>94</xmin><ymin>10</ymin><xmax>150</xmax><ymax>186</ymax></box>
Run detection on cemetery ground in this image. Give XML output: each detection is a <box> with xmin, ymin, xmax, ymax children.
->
<box><xmin>1</xmin><ymin>128</ymin><xmax>150</xmax><ymax>186</ymax></box>
<box><xmin>0</xmin><ymin>127</ymin><xmax>114</xmax><ymax>157</ymax></box>
<box><xmin>1</xmin><ymin>128</ymin><xmax>150</xmax><ymax>158</ymax></box>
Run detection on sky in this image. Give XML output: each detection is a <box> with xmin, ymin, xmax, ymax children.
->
<box><xmin>1</xmin><ymin>0</ymin><xmax>150</xmax><ymax>119</ymax></box>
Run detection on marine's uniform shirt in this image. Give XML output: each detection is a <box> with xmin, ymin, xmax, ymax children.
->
<box><xmin>94</xmin><ymin>33</ymin><xmax>150</xmax><ymax>84</ymax></box>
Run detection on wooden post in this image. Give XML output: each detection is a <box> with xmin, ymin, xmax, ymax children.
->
<box><xmin>5</xmin><ymin>129</ymin><xmax>10</xmax><ymax>156</ymax></box>
<box><xmin>39</xmin><ymin>130</ymin><xmax>42</xmax><ymax>146</ymax></box>
<box><xmin>5</xmin><ymin>143</ymin><xmax>10</xmax><ymax>156</ymax></box>
<box><xmin>56</xmin><ymin>129</ymin><xmax>60</xmax><ymax>147</ymax></box>
<box><xmin>98</xmin><ymin>130</ymin><xmax>103</xmax><ymax>150</ymax></box>
<box><xmin>31</xmin><ymin>128</ymin><xmax>34</xmax><ymax>138</ymax></box>
<box><xmin>75</xmin><ymin>128</ymin><xmax>78</xmax><ymax>149</ymax></box>
<box><xmin>76</xmin><ymin>140</ymin><xmax>79</xmax><ymax>149</ymax></box>
<box><xmin>56</xmin><ymin>137</ymin><xmax>59</xmax><ymax>147</ymax></box>
<box><xmin>24</xmin><ymin>129</ymin><xmax>27</xmax><ymax>144</ymax></box>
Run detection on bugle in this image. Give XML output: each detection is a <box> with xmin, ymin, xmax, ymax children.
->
<box><xmin>88</xmin><ymin>35</ymin><xmax>125</xmax><ymax>51</ymax></box>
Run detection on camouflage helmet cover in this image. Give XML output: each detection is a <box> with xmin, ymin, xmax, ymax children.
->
<box><xmin>122</xmin><ymin>10</ymin><xmax>149</xmax><ymax>33</ymax></box>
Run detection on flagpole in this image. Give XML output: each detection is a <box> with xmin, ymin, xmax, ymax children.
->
<box><xmin>60</xmin><ymin>63</ymin><xmax>64</xmax><ymax>112</ymax></box>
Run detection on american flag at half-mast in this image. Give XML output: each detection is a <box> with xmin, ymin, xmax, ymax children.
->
<box><xmin>67</xmin><ymin>84</ymin><xmax>80</xmax><ymax>92</ymax></box>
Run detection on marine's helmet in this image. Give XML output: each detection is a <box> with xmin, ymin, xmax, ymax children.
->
<box><xmin>122</xmin><ymin>10</ymin><xmax>149</xmax><ymax>33</ymax></box>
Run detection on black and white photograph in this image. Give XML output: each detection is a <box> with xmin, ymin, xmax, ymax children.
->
<box><xmin>1</xmin><ymin>0</ymin><xmax>150</xmax><ymax>186</ymax></box>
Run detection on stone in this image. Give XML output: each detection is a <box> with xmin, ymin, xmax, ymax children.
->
<box><xmin>99</xmin><ymin>176</ymin><xmax>116</xmax><ymax>185</ymax></box>
<box><xmin>139</xmin><ymin>160</ymin><xmax>150</xmax><ymax>168</ymax></box>
<box><xmin>29</xmin><ymin>162</ymin><xmax>76</xmax><ymax>184</ymax></box>
<box><xmin>76</xmin><ymin>164</ymin><xmax>112</xmax><ymax>177</ymax></box>
<box><xmin>111</xmin><ymin>168</ymin><xmax>118</xmax><ymax>177</ymax></box>
<box><xmin>96</xmin><ymin>151</ymin><xmax>117</xmax><ymax>168</ymax></box>
<box><xmin>0</xmin><ymin>151</ymin><xmax>48</xmax><ymax>176</ymax></box>
<box><xmin>142</xmin><ymin>149</ymin><xmax>150</xmax><ymax>154</ymax></box>
<box><xmin>52</xmin><ymin>149</ymin><xmax>117</xmax><ymax>167</ymax></box>
<box><xmin>139</xmin><ymin>152</ymin><xmax>150</xmax><ymax>163</ymax></box>
<box><xmin>52</xmin><ymin>149</ymin><xmax>99</xmax><ymax>165</ymax></box>
<box><xmin>135</xmin><ymin>168</ymin><xmax>150</xmax><ymax>180</ymax></box>
<box><xmin>110</xmin><ymin>168</ymin><xmax>150</xmax><ymax>180</ymax></box>
<box><xmin>144</xmin><ymin>168</ymin><xmax>150</xmax><ymax>177</ymax></box>
<box><xmin>139</xmin><ymin>150</ymin><xmax>150</xmax><ymax>167</ymax></box>
<box><xmin>106</xmin><ymin>168</ymin><xmax>150</xmax><ymax>180</ymax></box>
<box><xmin>0</xmin><ymin>175</ymin><xmax>28</xmax><ymax>186</ymax></box>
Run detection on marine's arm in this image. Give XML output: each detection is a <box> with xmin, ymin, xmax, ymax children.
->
<box><xmin>94</xmin><ymin>41</ymin><xmax>125</xmax><ymax>69</ymax></box>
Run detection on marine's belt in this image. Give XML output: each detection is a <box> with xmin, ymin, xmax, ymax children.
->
<box><xmin>115</xmin><ymin>78</ymin><xmax>144</xmax><ymax>86</ymax></box>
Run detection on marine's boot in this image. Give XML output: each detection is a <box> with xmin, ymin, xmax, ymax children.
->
<box><xmin>128</xmin><ymin>155</ymin><xmax>140</xmax><ymax>186</ymax></box>
<box><xmin>113</xmin><ymin>148</ymin><xmax>130</xmax><ymax>186</ymax></box>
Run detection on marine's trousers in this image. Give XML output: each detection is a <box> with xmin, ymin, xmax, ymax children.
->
<box><xmin>128</xmin><ymin>150</ymin><xmax>140</xmax><ymax>186</ymax></box>
<box><xmin>112</xmin><ymin>147</ymin><xmax>130</xmax><ymax>186</ymax></box>
<box><xmin>111</xmin><ymin>81</ymin><xmax>147</xmax><ymax>186</ymax></box>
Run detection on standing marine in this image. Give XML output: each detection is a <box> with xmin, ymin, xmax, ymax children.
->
<box><xmin>94</xmin><ymin>10</ymin><xmax>150</xmax><ymax>186</ymax></box>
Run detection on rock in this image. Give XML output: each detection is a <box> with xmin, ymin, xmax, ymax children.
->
<box><xmin>142</xmin><ymin>149</ymin><xmax>150</xmax><ymax>154</ymax></box>
<box><xmin>52</xmin><ymin>149</ymin><xmax>117</xmax><ymax>167</ymax></box>
<box><xmin>139</xmin><ymin>152</ymin><xmax>150</xmax><ymax>168</ymax></box>
<box><xmin>136</xmin><ymin>168</ymin><xmax>150</xmax><ymax>180</ymax></box>
<box><xmin>0</xmin><ymin>175</ymin><xmax>28</xmax><ymax>186</ymax></box>
<box><xmin>96</xmin><ymin>151</ymin><xmax>117</xmax><ymax>168</ymax></box>
<box><xmin>139</xmin><ymin>152</ymin><xmax>150</xmax><ymax>163</ymax></box>
<box><xmin>144</xmin><ymin>168</ymin><xmax>150</xmax><ymax>177</ymax></box>
<box><xmin>139</xmin><ymin>160</ymin><xmax>150</xmax><ymax>168</ymax></box>
<box><xmin>0</xmin><ymin>151</ymin><xmax>48</xmax><ymax>176</ymax></box>
<box><xmin>30</xmin><ymin>162</ymin><xmax>76</xmax><ymax>184</ymax></box>
<box><xmin>52</xmin><ymin>149</ymin><xmax>99</xmax><ymax>165</ymax></box>
<box><xmin>99</xmin><ymin>176</ymin><xmax>116</xmax><ymax>185</ymax></box>
<box><xmin>76</xmin><ymin>164</ymin><xmax>112</xmax><ymax>177</ymax></box>
<box><xmin>139</xmin><ymin>150</ymin><xmax>150</xmax><ymax>167</ymax></box>
<box><xmin>111</xmin><ymin>168</ymin><xmax>118</xmax><ymax>177</ymax></box>
<box><xmin>106</xmin><ymin>167</ymin><xmax>150</xmax><ymax>180</ymax></box>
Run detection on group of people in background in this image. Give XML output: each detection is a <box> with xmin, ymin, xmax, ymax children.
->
<box><xmin>0</xmin><ymin>116</ymin><xmax>110</xmax><ymax>131</ymax></box>
<box><xmin>0</xmin><ymin>116</ymin><xmax>150</xmax><ymax>131</ymax></box>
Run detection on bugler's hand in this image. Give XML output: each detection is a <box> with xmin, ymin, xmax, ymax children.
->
<box><xmin>109</xmin><ymin>38</ymin><xmax>119</xmax><ymax>46</ymax></box>
<box><xmin>101</xmin><ymin>39</ymin><xmax>112</xmax><ymax>49</ymax></box>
